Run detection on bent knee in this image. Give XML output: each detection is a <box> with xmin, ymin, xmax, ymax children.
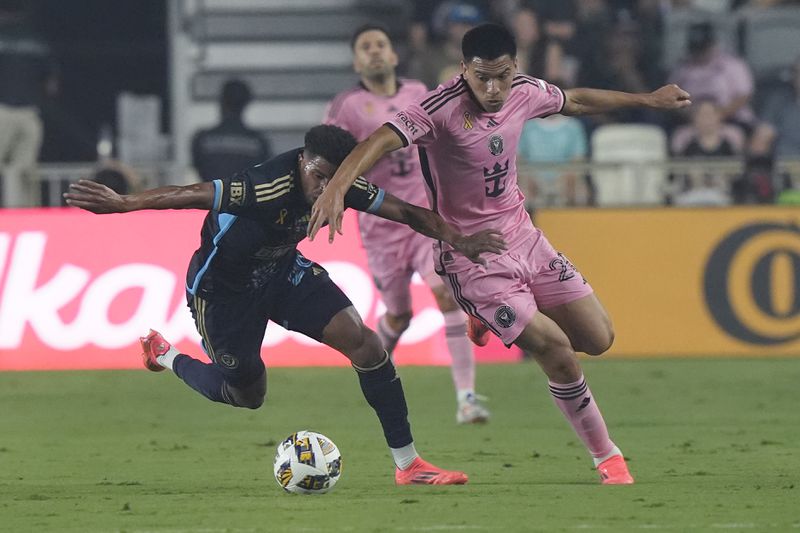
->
<box><xmin>582</xmin><ymin>328</ymin><xmax>615</xmax><ymax>356</ymax></box>
<box><xmin>349</xmin><ymin>327</ymin><xmax>385</xmax><ymax>368</ymax></box>
<box><xmin>237</xmin><ymin>394</ymin><xmax>265</xmax><ymax>410</ymax></box>
<box><xmin>226</xmin><ymin>375</ymin><xmax>267</xmax><ymax>409</ymax></box>
<box><xmin>385</xmin><ymin>311</ymin><xmax>412</xmax><ymax>333</ymax></box>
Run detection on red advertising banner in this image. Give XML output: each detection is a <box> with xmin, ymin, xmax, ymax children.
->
<box><xmin>0</xmin><ymin>208</ymin><xmax>519</xmax><ymax>371</ymax></box>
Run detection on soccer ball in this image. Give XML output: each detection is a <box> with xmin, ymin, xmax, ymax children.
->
<box><xmin>273</xmin><ymin>430</ymin><xmax>342</xmax><ymax>494</ymax></box>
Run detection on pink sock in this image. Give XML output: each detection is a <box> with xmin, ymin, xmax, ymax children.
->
<box><xmin>549</xmin><ymin>375</ymin><xmax>615</xmax><ymax>459</ymax></box>
<box><xmin>443</xmin><ymin>310</ymin><xmax>475</xmax><ymax>394</ymax></box>
<box><xmin>377</xmin><ymin>315</ymin><xmax>402</xmax><ymax>355</ymax></box>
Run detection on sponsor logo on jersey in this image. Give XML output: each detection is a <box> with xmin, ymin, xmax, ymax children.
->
<box><xmin>230</xmin><ymin>180</ymin><xmax>245</xmax><ymax>206</ymax></box>
<box><xmin>395</xmin><ymin>111</ymin><xmax>418</xmax><ymax>135</ymax></box>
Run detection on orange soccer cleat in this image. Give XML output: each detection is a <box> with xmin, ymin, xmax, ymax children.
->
<box><xmin>466</xmin><ymin>315</ymin><xmax>490</xmax><ymax>347</ymax></box>
<box><xmin>597</xmin><ymin>455</ymin><xmax>634</xmax><ymax>485</ymax></box>
<box><xmin>395</xmin><ymin>457</ymin><xmax>469</xmax><ymax>485</ymax></box>
<box><xmin>139</xmin><ymin>329</ymin><xmax>170</xmax><ymax>372</ymax></box>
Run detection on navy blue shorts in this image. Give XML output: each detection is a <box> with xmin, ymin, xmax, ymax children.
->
<box><xmin>186</xmin><ymin>252</ymin><xmax>352</xmax><ymax>386</ymax></box>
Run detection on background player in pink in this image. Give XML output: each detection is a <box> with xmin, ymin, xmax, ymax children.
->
<box><xmin>324</xmin><ymin>24</ymin><xmax>489</xmax><ymax>424</ymax></box>
<box><xmin>309</xmin><ymin>23</ymin><xmax>692</xmax><ymax>485</ymax></box>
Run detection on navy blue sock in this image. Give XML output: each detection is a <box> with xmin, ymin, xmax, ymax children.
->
<box><xmin>355</xmin><ymin>356</ymin><xmax>413</xmax><ymax>448</ymax></box>
<box><xmin>172</xmin><ymin>354</ymin><xmax>230</xmax><ymax>405</ymax></box>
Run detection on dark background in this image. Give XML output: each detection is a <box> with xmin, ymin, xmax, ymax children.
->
<box><xmin>29</xmin><ymin>0</ymin><xmax>168</xmax><ymax>162</ymax></box>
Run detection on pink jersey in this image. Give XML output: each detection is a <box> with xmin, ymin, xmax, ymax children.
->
<box><xmin>324</xmin><ymin>79</ymin><xmax>430</xmax><ymax>247</ymax></box>
<box><xmin>386</xmin><ymin>74</ymin><xmax>565</xmax><ymax>273</ymax></box>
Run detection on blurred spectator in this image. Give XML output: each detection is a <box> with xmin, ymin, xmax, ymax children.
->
<box><xmin>671</xmin><ymin>100</ymin><xmax>746</xmax><ymax>157</ymax></box>
<box><xmin>750</xmin><ymin>57</ymin><xmax>800</xmax><ymax>158</ymax></box>
<box><xmin>672</xmin><ymin>0</ymin><xmax>734</xmax><ymax>12</ymax></box>
<box><xmin>631</xmin><ymin>0</ymin><xmax>666</xmax><ymax>87</ymax></box>
<box><xmin>509</xmin><ymin>5</ymin><xmax>563</xmax><ymax>81</ymax></box>
<box><xmin>518</xmin><ymin>114</ymin><xmax>590</xmax><ymax>207</ymax></box>
<box><xmin>670</xmin><ymin>100</ymin><xmax>745</xmax><ymax>205</ymax></box>
<box><xmin>668</xmin><ymin>22</ymin><xmax>756</xmax><ymax>131</ymax></box>
<box><xmin>734</xmin><ymin>0</ymin><xmax>800</xmax><ymax>8</ymax></box>
<box><xmin>529</xmin><ymin>0</ymin><xmax>576</xmax><ymax>45</ymax></box>
<box><xmin>191</xmin><ymin>79</ymin><xmax>271</xmax><ymax>182</ymax></box>
<box><xmin>526</xmin><ymin>0</ymin><xmax>577</xmax><ymax>84</ymax></box>
<box><xmin>408</xmin><ymin>2</ymin><xmax>484</xmax><ymax>88</ymax></box>
<box><xmin>90</xmin><ymin>159</ymin><xmax>142</xmax><ymax>195</ymax></box>
<box><xmin>576</xmin><ymin>9</ymin><xmax>663</xmax><ymax>127</ymax></box>
<box><xmin>0</xmin><ymin>1</ymin><xmax>56</xmax><ymax>207</ymax></box>
<box><xmin>731</xmin><ymin>154</ymin><xmax>776</xmax><ymax>203</ymax></box>
<box><xmin>573</xmin><ymin>0</ymin><xmax>615</xmax><ymax>91</ymax></box>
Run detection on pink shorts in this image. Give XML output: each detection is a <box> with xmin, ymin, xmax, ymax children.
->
<box><xmin>442</xmin><ymin>230</ymin><xmax>593</xmax><ymax>346</ymax></box>
<box><xmin>364</xmin><ymin>232</ymin><xmax>443</xmax><ymax>315</ymax></box>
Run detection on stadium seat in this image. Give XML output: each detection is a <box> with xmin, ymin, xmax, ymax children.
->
<box><xmin>590</xmin><ymin>124</ymin><xmax>668</xmax><ymax>206</ymax></box>
<box><xmin>737</xmin><ymin>6</ymin><xmax>800</xmax><ymax>78</ymax></box>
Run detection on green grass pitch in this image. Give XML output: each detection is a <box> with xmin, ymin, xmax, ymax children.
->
<box><xmin>1</xmin><ymin>359</ymin><xmax>798</xmax><ymax>532</ymax></box>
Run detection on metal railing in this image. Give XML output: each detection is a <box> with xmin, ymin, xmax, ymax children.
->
<box><xmin>37</xmin><ymin>162</ymin><xmax>179</xmax><ymax>207</ymax></box>
<box><xmin>517</xmin><ymin>157</ymin><xmax>800</xmax><ymax>207</ymax></box>
<box><xmin>33</xmin><ymin>157</ymin><xmax>800</xmax><ymax>208</ymax></box>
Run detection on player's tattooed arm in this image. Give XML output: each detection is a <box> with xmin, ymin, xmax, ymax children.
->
<box><xmin>562</xmin><ymin>84</ymin><xmax>691</xmax><ymax>115</ymax></box>
<box><xmin>309</xmin><ymin>125</ymin><xmax>404</xmax><ymax>243</ymax></box>
<box><xmin>64</xmin><ymin>180</ymin><xmax>214</xmax><ymax>214</ymax></box>
<box><xmin>376</xmin><ymin>193</ymin><xmax>507</xmax><ymax>266</ymax></box>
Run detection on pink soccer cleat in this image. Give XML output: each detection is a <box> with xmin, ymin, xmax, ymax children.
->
<box><xmin>466</xmin><ymin>315</ymin><xmax>490</xmax><ymax>347</ymax></box>
<box><xmin>597</xmin><ymin>455</ymin><xmax>634</xmax><ymax>485</ymax></box>
<box><xmin>139</xmin><ymin>329</ymin><xmax>170</xmax><ymax>372</ymax></box>
<box><xmin>395</xmin><ymin>457</ymin><xmax>469</xmax><ymax>485</ymax></box>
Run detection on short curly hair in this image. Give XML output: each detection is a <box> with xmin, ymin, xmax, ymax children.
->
<box><xmin>303</xmin><ymin>125</ymin><xmax>358</xmax><ymax>167</ymax></box>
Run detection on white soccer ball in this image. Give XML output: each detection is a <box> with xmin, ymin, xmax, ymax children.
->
<box><xmin>273</xmin><ymin>430</ymin><xmax>342</xmax><ymax>494</ymax></box>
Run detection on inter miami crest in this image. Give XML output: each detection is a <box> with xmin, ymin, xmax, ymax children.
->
<box><xmin>494</xmin><ymin>305</ymin><xmax>516</xmax><ymax>328</ymax></box>
<box><xmin>488</xmin><ymin>134</ymin><xmax>504</xmax><ymax>156</ymax></box>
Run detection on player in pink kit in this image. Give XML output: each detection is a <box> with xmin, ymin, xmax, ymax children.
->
<box><xmin>324</xmin><ymin>24</ymin><xmax>489</xmax><ymax>424</ymax></box>
<box><xmin>309</xmin><ymin>24</ymin><xmax>692</xmax><ymax>485</ymax></box>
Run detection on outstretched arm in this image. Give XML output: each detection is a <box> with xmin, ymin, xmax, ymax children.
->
<box><xmin>308</xmin><ymin>125</ymin><xmax>404</xmax><ymax>242</ymax></box>
<box><xmin>374</xmin><ymin>193</ymin><xmax>507</xmax><ymax>266</ymax></box>
<box><xmin>562</xmin><ymin>84</ymin><xmax>691</xmax><ymax>116</ymax></box>
<box><xmin>64</xmin><ymin>180</ymin><xmax>214</xmax><ymax>214</ymax></box>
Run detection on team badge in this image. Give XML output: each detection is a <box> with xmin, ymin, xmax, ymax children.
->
<box><xmin>230</xmin><ymin>180</ymin><xmax>245</xmax><ymax>206</ymax></box>
<box><xmin>488</xmin><ymin>134</ymin><xmax>504</xmax><ymax>156</ymax></box>
<box><xmin>463</xmin><ymin>111</ymin><xmax>473</xmax><ymax>130</ymax></box>
<box><xmin>219</xmin><ymin>353</ymin><xmax>239</xmax><ymax>369</ymax></box>
<box><xmin>494</xmin><ymin>305</ymin><xmax>516</xmax><ymax>328</ymax></box>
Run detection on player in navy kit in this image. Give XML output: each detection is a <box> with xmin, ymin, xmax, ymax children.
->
<box><xmin>65</xmin><ymin>125</ymin><xmax>505</xmax><ymax>485</ymax></box>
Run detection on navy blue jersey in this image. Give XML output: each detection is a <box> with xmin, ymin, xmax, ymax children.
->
<box><xmin>186</xmin><ymin>148</ymin><xmax>385</xmax><ymax>298</ymax></box>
